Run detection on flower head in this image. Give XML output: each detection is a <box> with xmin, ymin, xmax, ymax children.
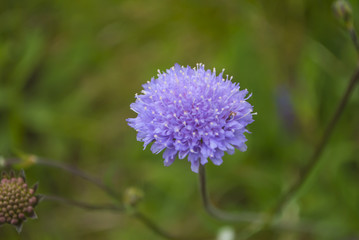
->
<box><xmin>0</xmin><ymin>170</ymin><xmax>40</xmax><ymax>233</ymax></box>
<box><xmin>127</xmin><ymin>63</ymin><xmax>254</xmax><ymax>173</ymax></box>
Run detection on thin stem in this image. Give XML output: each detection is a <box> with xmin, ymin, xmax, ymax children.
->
<box><xmin>349</xmin><ymin>27</ymin><xmax>359</xmax><ymax>54</ymax></box>
<box><xmin>198</xmin><ymin>164</ymin><xmax>262</xmax><ymax>223</ymax></box>
<box><xmin>43</xmin><ymin>195</ymin><xmax>202</xmax><ymax>240</ymax></box>
<box><xmin>272</xmin><ymin>66</ymin><xmax>359</xmax><ymax>217</ymax></box>
<box><xmin>43</xmin><ymin>195</ymin><xmax>124</xmax><ymax>212</ymax></box>
<box><xmin>0</xmin><ymin>158</ymin><xmax>19</xmax><ymax>168</ymax></box>
<box><xmin>198</xmin><ymin>68</ymin><xmax>359</xmax><ymax>240</ymax></box>
<box><xmin>240</xmin><ymin>63</ymin><xmax>359</xmax><ymax>240</ymax></box>
<box><xmin>133</xmin><ymin>212</ymin><xmax>206</xmax><ymax>240</ymax></box>
<box><xmin>198</xmin><ymin>165</ymin><xmax>321</xmax><ymax>235</ymax></box>
<box><xmin>2</xmin><ymin>159</ymin><xmax>201</xmax><ymax>240</ymax></box>
<box><xmin>36</xmin><ymin>158</ymin><xmax>121</xmax><ymax>200</ymax></box>
<box><xmin>134</xmin><ymin>212</ymin><xmax>179</xmax><ymax>240</ymax></box>
<box><xmin>4</xmin><ymin>157</ymin><xmax>121</xmax><ymax>201</ymax></box>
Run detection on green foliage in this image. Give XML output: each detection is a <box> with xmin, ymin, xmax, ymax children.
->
<box><xmin>0</xmin><ymin>0</ymin><xmax>358</xmax><ymax>239</ymax></box>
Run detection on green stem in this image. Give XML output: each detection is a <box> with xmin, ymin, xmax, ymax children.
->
<box><xmin>198</xmin><ymin>165</ymin><xmax>322</xmax><ymax>235</ymax></box>
<box><xmin>272</xmin><ymin>65</ymin><xmax>359</xmax><ymax>217</ymax></box>
<box><xmin>241</xmin><ymin>64</ymin><xmax>359</xmax><ymax>240</ymax></box>
<box><xmin>43</xmin><ymin>195</ymin><xmax>204</xmax><ymax>240</ymax></box>
<box><xmin>43</xmin><ymin>195</ymin><xmax>124</xmax><ymax>212</ymax></box>
<box><xmin>3</xmin><ymin>158</ymin><xmax>202</xmax><ymax>240</ymax></box>
<box><xmin>349</xmin><ymin>27</ymin><xmax>359</xmax><ymax>54</ymax></box>
<box><xmin>35</xmin><ymin>157</ymin><xmax>121</xmax><ymax>201</ymax></box>
<box><xmin>2</xmin><ymin>157</ymin><xmax>121</xmax><ymax>201</ymax></box>
<box><xmin>133</xmin><ymin>211</ymin><xmax>207</xmax><ymax>240</ymax></box>
<box><xmin>198</xmin><ymin>164</ymin><xmax>262</xmax><ymax>223</ymax></box>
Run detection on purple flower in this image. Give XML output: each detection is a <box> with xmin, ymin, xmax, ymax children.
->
<box><xmin>127</xmin><ymin>64</ymin><xmax>254</xmax><ymax>173</ymax></box>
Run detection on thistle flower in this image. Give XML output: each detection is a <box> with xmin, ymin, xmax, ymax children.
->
<box><xmin>0</xmin><ymin>170</ymin><xmax>40</xmax><ymax>233</ymax></box>
<box><xmin>127</xmin><ymin>63</ymin><xmax>254</xmax><ymax>173</ymax></box>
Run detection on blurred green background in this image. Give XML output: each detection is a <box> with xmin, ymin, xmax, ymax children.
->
<box><xmin>1</xmin><ymin>0</ymin><xmax>359</xmax><ymax>239</ymax></box>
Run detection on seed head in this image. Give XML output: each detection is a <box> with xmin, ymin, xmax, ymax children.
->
<box><xmin>0</xmin><ymin>170</ymin><xmax>40</xmax><ymax>233</ymax></box>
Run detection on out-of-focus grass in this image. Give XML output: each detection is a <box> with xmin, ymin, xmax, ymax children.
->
<box><xmin>0</xmin><ymin>0</ymin><xmax>358</xmax><ymax>239</ymax></box>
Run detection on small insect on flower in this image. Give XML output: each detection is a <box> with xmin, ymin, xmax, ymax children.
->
<box><xmin>127</xmin><ymin>63</ymin><xmax>255</xmax><ymax>173</ymax></box>
<box><xmin>227</xmin><ymin>111</ymin><xmax>237</xmax><ymax>121</ymax></box>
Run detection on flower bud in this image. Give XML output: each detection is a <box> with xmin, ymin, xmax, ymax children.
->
<box><xmin>123</xmin><ymin>187</ymin><xmax>144</xmax><ymax>208</ymax></box>
<box><xmin>333</xmin><ymin>0</ymin><xmax>353</xmax><ymax>28</ymax></box>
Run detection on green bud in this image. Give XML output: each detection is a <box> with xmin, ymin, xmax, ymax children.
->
<box><xmin>14</xmin><ymin>154</ymin><xmax>37</xmax><ymax>170</ymax></box>
<box><xmin>123</xmin><ymin>187</ymin><xmax>144</xmax><ymax>208</ymax></box>
<box><xmin>333</xmin><ymin>0</ymin><xmax>354</xmax><ymax>28</ymax></box>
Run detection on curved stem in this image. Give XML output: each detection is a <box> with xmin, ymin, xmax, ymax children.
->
<box><xmin>43</xmin><ymin>195</ymin><xmax>124</xmax><ymax>212</ymax></box>
<box><xmin>43</xmin><ymin>195</ymin><xmax>203</xmax><ymax>240</ymax></box>
<box><xmin>198</xmin><ymin>164</ymin><xmax>262</xmax><ymax>223</ymax></box>
<box><xmin>349</xmin><ymin>27</ymin><xmax>359</xmax><ymax>54</ymax></box>
<box><xmin>133</xmin><ymin>212</ymin><xmax>206</xmax><ymax>240</ymax></box>
<box><xmin>36</xmin><ymin>158</ymin><xmax>121</xmax><ymax>200</ymax></box>
<box><xmin>272</xmin><ymin>65</ymin><xmax>359</xmax><ymax>217</ymax></box>
<box><xmin>4</xmin><ymin>157</ymin><xmax>121</xmax><ymax>201</ymax></box>
<box><xmin>198</xmin><ymin>165</ymin><xmax>338</xmax><ymax>237</ymax></box>
<box><xmin>240</xmin><ymin>62</ymin><xmax>359</xmax><ymax>240</ymax></box>
<box><xmin>133</xmin><ymin>212</ymin><xmax>180</xmax><ymax>240</ymax></box>
<box><xmin>0</xmin><ymin>157</ymin><xmax>19</xmax><ymax>168</ymax></box>
<box><xmin>2</xmin><ymin>159</ymin><xmax>202</xmax><ymax>240</ymax></box>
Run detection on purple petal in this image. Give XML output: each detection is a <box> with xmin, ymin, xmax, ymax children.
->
<box><xmin>211</xmin><ymin>157</ymin><xmax>223</xmax><ymax>166</ymax></box>
<box><xmin>191</xmin><ymin>160</ymin><xmax>200</xmax><ymax>173</ymax></box>
<box><xmin>163</xmin><ymin>148</ymin><xmax>177</xmax><ymax>166</ymax></box>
